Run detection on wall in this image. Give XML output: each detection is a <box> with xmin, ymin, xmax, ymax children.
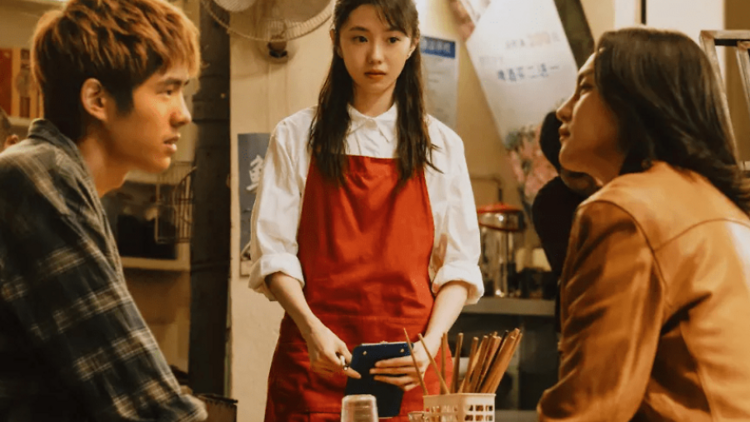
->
<box><xmin>579</xmin><ymin>0</ymin><xmax>725</xmax><ymax>44</ymax></box>
<box><xmin>647</xmin><ymin>0</ymin><xmax>724</xmax><ymax>43</ymax></box>
<box><xmin>0</xmin><ymin>1</ymin><xmax>47</xmax><ymax>48</ymax></box>
<box><xmin>580</xmin><ymin>0</ymin><xmax>616</xmax><ymax>41</ymax></box>
<box><xmin>229</xmin><ymin>21</ymin><xmax>333</xmax><ymax>422</ymax></box>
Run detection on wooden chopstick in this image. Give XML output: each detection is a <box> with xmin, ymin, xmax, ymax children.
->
<box><xmin>451</xmin><ymin>333</ymin><xmax>463</xmax><ymax>393</ymax></box>
<box><xmin>418</xmin><ymin>333</ymin><xmax>451</xmax><ymax>395</ymax></box>
<box><xmin>493</xmin><ymin>332</ymin><xmax>523</xmax><ymax>392</ymax></box>
<box><xmin>481</xmin><ymin>329</ymin><xmax>522</xmax><ymax>393</ymax></box>
<box><xmin>440</xmin><ymin>333</ymin><xmax>447</xmax><ymax>385</ymax></box>
<box><xmin>481</xmin><ymin>330</ymin><xmax>517</xmax><ymax>393</ymax></box>
<box><xmin>423</xmin><ymin>328</ymin><xmax>524</xmax><ymax>394</ymax></box>
<box><xmin>476</xmin><ymin>335</ymin><xmax>502</xmax><ymax>390</ymax></box>
<box><xmin>403</xmin><ymin>328</ymin><xmax>428</xmax><ymax>395</ymax></box>
<box><xmin>458</xmin><ymin>337</ymin><xmax>479</xmax><ymax>393</ymax></box>
<box><xmin>467</xmin><ymin>335</ymin><xmax>490</xmax><ymax>393</ymax></box>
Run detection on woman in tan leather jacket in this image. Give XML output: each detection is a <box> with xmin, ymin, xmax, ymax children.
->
<box><xmin>537</xmin><ymin>27</ymin><xmax>750</xmax><ymax>421</ymax></box>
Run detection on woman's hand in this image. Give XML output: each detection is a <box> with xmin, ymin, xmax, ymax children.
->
<box><xmin>369</xmin><ymin>335</ymin><xmax>441</xmax><ymax>392</ymax></box>
<box><xmin>302</xmin><ymin>320</ymin><xmax>361</xmax><ymax>379</ymax></box>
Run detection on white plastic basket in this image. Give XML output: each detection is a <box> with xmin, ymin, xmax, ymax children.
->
<box><xmin>423</xmin><ymin>393</ymin><xmax>496</xmax><ymax>421</ymax></box>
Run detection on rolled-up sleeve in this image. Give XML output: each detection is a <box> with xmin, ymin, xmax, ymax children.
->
<box><xmin>431</xmin><ymin>139</ymin><xmax>484</xmax><ymax>303</ymax></box>
<box><xmin>247</xmin><ymin>123</ymin><xmax>305</xmax><ymax>300</ymax></box>
<box><xmin>537</xmin><ymin>201</ymin><xmax>664</xmax><ymax>421</ymax></box>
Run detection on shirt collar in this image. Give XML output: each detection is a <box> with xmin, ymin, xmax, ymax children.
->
<box><xmin>27</xmin><ymin>119</ymin><xmax>99</xmax><ymax>194</ymax></box>
<box><xmin>28</xmin><ymin>119</ymin><xmax>84</xmax><ymax>162</ymax></box>
<box><xmin>347</xmin><ymin>103</ymin><xmax>398</xmax><ymax>142</ymax></box>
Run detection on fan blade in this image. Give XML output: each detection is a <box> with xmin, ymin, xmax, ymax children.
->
<box><xmin>214</xmin><ymin>0</ymin><xmax>257</xmax><ymax>13</ymax></box>
<box><xmin>276</xmin><ymin>0</ymin><xmax>331</xmax><ymax>22</ymax></box>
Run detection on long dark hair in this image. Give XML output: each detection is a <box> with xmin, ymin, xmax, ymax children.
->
<box><xmin>309</xmin><ymin>0</ymin><xmax>435</xmax><ymax>185</ymax></box>
<box><xmin>595</xmin><ymin>27</ymin><xmax>750</xmax><ymax>214</ymax></box>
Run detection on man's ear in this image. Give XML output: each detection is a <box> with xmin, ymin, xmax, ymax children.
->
<box><xmin>3</xmin><ymin>134</ymin><xmax>19</xmax><ymax>150</ymax></box>
<box><xmin>79</xmin><ymin>78</ymin><xmax>110</xmax><ymax>123</ymax></box>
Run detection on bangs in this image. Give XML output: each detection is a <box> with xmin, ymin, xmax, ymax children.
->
<box><xmin>334</xmin><ymin>0</ymin><xmax>418</xmax><ymax>38</ymax></box>
<box><xmin>371</xmin><ymin>0</ymin><xmax>414</xmax><ymax>36</ymax></box>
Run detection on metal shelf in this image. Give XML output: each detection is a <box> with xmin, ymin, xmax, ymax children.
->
<box><xmin>125</xmin><ymin>169</ymin><xmax>159</xmax><ymax>185</ymax></box>
<box><xmin>121</xmin><ymin>257</ymin><xmax>188</xmax><ymax>272</ymax></box>
<box><xmin>463</xmin><ymin>297</ymin><xmax>555</xmax><ymax>317</ymax></box>
<box><xmin>8</xmin><ymin>116</ymin><xmax>32</xmax><ymax>129</ymax></box>
<box><xmin>495</xmin><ymin>409</ymin><xmax>537</xmax><ymax>422</ymax></box>
<box><xmin>121</xmin><ymin>244</ymin><xmax>190</xmax><ymax>272</ymax></box>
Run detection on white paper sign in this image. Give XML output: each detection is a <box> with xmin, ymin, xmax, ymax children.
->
<box><xmin>460</xmin><ymin>0</ymin><xmax>492</xmax><ymax>24</ymax></box>
<box><xmin>421</xmin><ymin>35</ymin><xmax>459</xmax><ymax>129</ymax></box>
<box><xmin>465</xmin><ymin>0</ymin><xmax>578</xmax><ymax>139</ymax></box>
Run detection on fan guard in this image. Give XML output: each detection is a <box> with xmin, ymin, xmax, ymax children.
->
<box><xmin>201</xmin><ymin>0</ymin><xmax>334</xmax><ymax>43</ymax></box>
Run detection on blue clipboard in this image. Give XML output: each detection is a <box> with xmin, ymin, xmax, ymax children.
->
<box><xmin>344</xmin><ymin>341</ymin><xmax>411</xmax><ymax>418</ymax></box>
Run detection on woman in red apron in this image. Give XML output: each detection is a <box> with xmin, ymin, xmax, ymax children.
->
<box><xmin>248</xmin><ymin>0</ymin><xmax>484</xmax><ymax>420</ymax></box>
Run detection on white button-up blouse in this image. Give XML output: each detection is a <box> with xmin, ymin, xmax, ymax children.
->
<box><xmin>247</xmin><ymin>104</ymin><xmax>484</xmax><ymax>304</ymax></box>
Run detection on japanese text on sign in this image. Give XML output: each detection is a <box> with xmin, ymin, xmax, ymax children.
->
<box><xmin>497</xmin><ymin>63</ymin><xmax>561</xmax><ymax>82</ymax></box>
<box><xmin>246</xmin><ymin>155</ymin><xmax>263</xmax><ymax>193</ymax></box>
<box><xmin>420</xmin><ymin>36</ymin><xmax>456</xmax><ymax>59</ymax></box>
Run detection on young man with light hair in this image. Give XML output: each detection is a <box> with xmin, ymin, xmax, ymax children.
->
<box><xmin>0</xmin><ymin>0</ymin><xmax>207</xmax><ymax>421</ymax></box>
<box><xmin>0</xmin><ymin>107</ymin><xmax>19</xmax><ymax>153</ymax></box>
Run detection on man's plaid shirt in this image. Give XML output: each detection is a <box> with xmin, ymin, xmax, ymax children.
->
<box><xmin>0</xmin><ymin>120</ymin><xmax>207</xmax><ymax>422</ymax></box>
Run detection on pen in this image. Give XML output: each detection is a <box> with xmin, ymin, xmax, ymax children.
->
<box><xmin>340</xmin><ymin>354</ymin><xmax>349</xmax><ymax>372</ymax></box>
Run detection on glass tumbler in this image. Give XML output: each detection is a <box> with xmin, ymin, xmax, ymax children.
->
<box><xmin>341</xmin><ymin>394</ymin><xmax>378</xmax><ymax>422</ymax></box>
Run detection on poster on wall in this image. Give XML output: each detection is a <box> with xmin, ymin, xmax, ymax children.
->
<box><xmin>459</xmin><ymin>0</ymin><xmax>492</xmax><ymax>25</ymax></box>
<box><xmin>238</xmin><ymin>133</ymin><xmax>270</xmax><ymax>276</ymax></box>
<box><xmin>421</xmin><ymin>35</ymin><xmax>459</xmax><ymax>129</ymax></box>
<box><xmin>465</xmin><ymin>0</ymin><xmax>577</xmax><ymax>208</ymax></box>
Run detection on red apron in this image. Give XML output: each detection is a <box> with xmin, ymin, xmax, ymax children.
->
<box><xmin>264</xmin><ymin>156</ymin><xmax>452</xmax><ymax>421</ymax></box>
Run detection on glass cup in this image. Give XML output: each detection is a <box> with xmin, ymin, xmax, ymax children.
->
<box><xmin>341</xmin><ymin>394</ymin><xmax>378</xmax><ymax>422</ymax></box>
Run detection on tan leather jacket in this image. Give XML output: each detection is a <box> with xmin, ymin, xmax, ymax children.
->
<box><xmin>537</xmin><ymin>162</ymin><xmax>750</xmax><ymax>421</ymax></box>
